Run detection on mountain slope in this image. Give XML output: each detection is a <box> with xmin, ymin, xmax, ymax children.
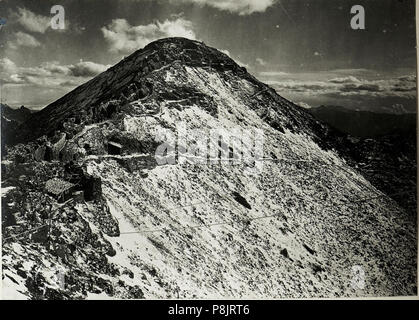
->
<box><xmin>307</xmin><ymin>105</ymin><xmax>417</xmax><ymax>216</ymax></box>
<box><xmin>2</xmin><ymin>38</ymin><xmax>416</xmax><ymax>299</ymax></box>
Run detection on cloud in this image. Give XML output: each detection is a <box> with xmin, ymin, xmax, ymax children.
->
<box><xmin>328</xmin><ymin>76</ymin><xmax>361</xmax><ymax>84</ymax></box>
<box><xmin>176</xmin><ymin>0</ymin><xmax>277</xmax><ymax>15</ymax></box>
<box><xmin>68</xmin><ymin>61</ymin><xmax>110</xmax><ymax>77</ymax></box>
<box><xmin>263</xmin><ymin>72</ymin><xmax>416</xmax><ymax>113</ymax></box>
<box><xmin>0</xmin><ymin>59</ymin><xmax>110</xmax><ymax>88</ymax></box>
<box><xmin>330</xmin><ymin>68</ymin><xmax>371</xmax><ymax>75</ymax></box>
<box><xmin>397</xmin><ymin>75</ymin><xmax>416</xmax><ymax>83</ymax></box>
<box><xmin>11</xmin><ymin>7</ymin><xmax>50</xmax><ymax>33</ymax></box>
<box><xmin>259</xmin><ymin>71</ymin><xmax>289</xmax><ymax>77</ymax></box>
<box><xmin>256</xmin><ymin>58</ymin><xmax>267</xmax><ymax>66</ymax></box>
<box><xmin>8</xmin><ymin>31</ymin><xmax>41</xmax><ymax>49</ymax></box>
<box><xmin>340</xmin><ymin>83</ymin><xmax>381</xmax><ymax>92</ymax></box>
<box><xmin>0</xmin><ymin>58</ymin><xmax>25</xmax><ymax>84</ymax></box>
<box><xmin>0</xmin><ymin>58</ymin><xmax>113</xmax><ymax>108</ymax></box>
<box><xmin>0</xmin><ymin>58</ymin><xmax>17</xmax><ymax>74</ymax></box>
<box><xmin>40</xmin><ymin>61</ymin><xmax>71</xmax><ymax>75</ymax></box>
<box><xmin>267</xmin><ymin>74</ymin><xmax>416</xmax><ymax>98</ymax></box>
<box><xmin>101</xmin><ymin>18</ymin><xmax>196</xmax><ymax>54</ymax></box>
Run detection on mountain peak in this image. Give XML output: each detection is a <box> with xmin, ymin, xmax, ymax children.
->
<box><xmin>132</xmin><ymin>37</ymin><xmax>237</xmax><ymax>68</ymax></box>
<box><xmin>13</xmin><ymin>37</ymin><xmax>325</xmax><ymax>146</ymax></box>
<box><xmin>104</xmin><ymin>37</ymin><xmax>244</xmax><ymax>79</ymax></box>
<box><xmin>12</xmin><ymin>37</ymin><xmax>257</xmax><ymax>143</ymax></box>
<box><xmin>142</xmin><ymin>37</ymin><xmax>209</xmax><ymax>53</ymax></box>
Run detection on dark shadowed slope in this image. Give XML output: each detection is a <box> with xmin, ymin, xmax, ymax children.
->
<box><xmin>308</xmin><ymin>105</ymin><xmax>416</xmax><ymax>138</ymax></box>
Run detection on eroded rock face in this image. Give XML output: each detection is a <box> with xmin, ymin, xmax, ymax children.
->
<box><xmin>1</xmin><ymin>38</ymin><xmax>416</xmax><ymax>299</ymax></box>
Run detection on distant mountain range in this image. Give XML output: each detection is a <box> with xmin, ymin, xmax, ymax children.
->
<box><xmin>308</xmin><ymin>105</ymin><xmax>416</xmax><ymax>138</ymax></box>
<box><xmin>1</xmin><ymin>104</ymin><xmax>36</xmax><ymax>154</ymax></box>
<box><xmin>1</xmin><ymin>104</ymin><xmax>34</xmax><ymax>123</ymax></box>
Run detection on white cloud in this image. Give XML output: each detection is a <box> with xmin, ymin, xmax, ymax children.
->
<box><xmin>0</xmin><ymin>58</ymin><xmax>25</xmax><ymax>84</ymax></box>
<box><xmin>266</xmin><ymin>75</ymin><xmax>416</xmax><ymax>100</ymax></box>
<box><xmin>259</xmin><ymin>71</ymin><xmax>289</xmax><ymax>77</ymax></box>
<box><xmin>0</xmin><ymin>58</ymin><xmax>17</xmax><ymax>74</ymax></box>
<box><xmin>0</xmin><ymin>59</ymin><xmax>110</xmax><ymax>88</ymax></box>
<box><xmin>101</xmin><ymin>18</ymin><xmax>196</xmax><ymax>54</ymax></box>
<box><xmin>177</xmin><ymin>0</ymin><xmax>277</xmax><ymax>15</ymax></box>
<box><xmin>256</xmin><ymin>57</ymin><xmax>267</xmax><ymax>66</ymax></box>
<box><xmin>328</xmin><ymin>76</ymin><xmax>361</xmax><ymax>84</ymax></box>
<box><xmin>40</xmin><ymin>61</ymin><xmax>72</xmax><ymax>75</ymax></box>
<box><xmin>68</xmin><ymin>61</ymin><xmax>110</xmax><ymax>77</ymax></box>
<box><xmin>8</xmin><ymin>31</ymin><xmax>41</xmax><ymax>49</ymax></box>
<box><xmin>265</xmin><ymin>73</ymin><xmax>416</xmax><ymax>112</ymax></box>
<box><xmin>11</xmin><ymin>7</ymin><xmax>50</xmax><ymax>33</ymax></box>
<box><xmin>397</xmin><ymin>75</ymin><xmax>416</xmax><ymax>83</ymax></box>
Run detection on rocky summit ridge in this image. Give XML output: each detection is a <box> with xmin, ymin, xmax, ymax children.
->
<box><xmin>12</xmin><ymin>37</ymin><xmax>333</xmax><ymax>146</ymax></box>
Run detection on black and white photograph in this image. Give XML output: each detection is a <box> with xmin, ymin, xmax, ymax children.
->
<box><xmin>0</xmin><ymin>0</ymin><xmax>417</xmax><ymax>302</ymax></box>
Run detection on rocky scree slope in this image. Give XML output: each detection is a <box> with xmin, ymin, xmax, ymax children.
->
<box><xmin>1</xmin><ymin>38</ymin><xmax>416</xmax><ymax>299</ymax></box>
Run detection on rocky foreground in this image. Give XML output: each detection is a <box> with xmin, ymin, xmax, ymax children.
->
<box><xmin>1</xmin><ymin>38</ymin><xmax>416</xmax><ymax>299</ymax></box>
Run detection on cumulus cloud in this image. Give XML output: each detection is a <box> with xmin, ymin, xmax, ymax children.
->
<box><xmin>328</xmin><ymin>76</ymin><xmax>361</xmax><ymax>84</ymax></box>
<box><xmin>340</xmin><ymin>83</ymin><xmax>381</xmax><ymax>92</ymax></box>
<box><xmin>11</xmin><ymin>7</ymin><xmax>50</xmax><ymax>33</ymax></box>
<box><xmin>256</xmin><ymin>58</ymin><xmax>267</xmax><ymax>66</ymax></box>
<box><xmin>266</xmin><ymin>80</ymin><xmax>332</xmax><ymax>93</ymax></box>
<box><xmin>264</xmin><ymin>72</ymin><xmax>416</xmax><ymax>113</ymax></box>
<box><xmin>397</xmin><ymin>75</ymin><xmax>416</xmax><ymax>83</ymax></box>
<box><xmin>40</xmin><ymin>62</ymin><xmax>72</xmax><ymax>75</ymax></box>
<box><xmin>0</xmin><ymin>58</ymin><xmax>26</xmax><ymax>84</ymax></box>
<box><xmin>176</xmin><ymin>0</ymin><xmax>277</xmax><ymax>15</ymax></box>
<box><xmin>8</xmin><ymin>31</ymin><xmax>41</xmax><ymax>49</ymax></box>
<box><xmin>68</xmin><ymin>61</ymin><xmax>110</xmax><ymax>77</ymax></box>
<box><xmin>101</xmin><ymin>18</ymin><xmax>196</xmax><ymax>54</ymax></box>
<box><xmin>330</xmin><ymin>69</ymin><xmax>371</xmax><ymax>75</ymax></box>
<box><xmin>59</xmin><ymin>79</ymin><xmax>86</xmax><ymax>87</ymax></box>
<box><xmin>0</xmin><ymin>58</ymin><xmax>17</xmax><ymax>74</ymax></box>
<box><xmin>0</xmin><ymin>59</ymin><xmax>110</xmax><ymax>88</ymax></box>
<box><xmin>267</xmin><ymin>74</ymin><xmax>416</xmax><ymax>99</ymax></box>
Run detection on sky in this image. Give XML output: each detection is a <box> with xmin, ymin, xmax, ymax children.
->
<box><xmin>0</xmin><ymin>0</ymin><xmax>416</xmax><ymax>112</ymax></box>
